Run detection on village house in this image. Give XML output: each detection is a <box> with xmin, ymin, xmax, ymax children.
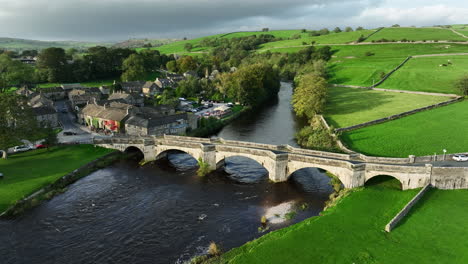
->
<box><xmin>99</xmin><ymin>85</ymin><xmax>111</xmax><ymax>96</ymax></box>
<box><xmin>32</xmin><ymin>106</ymin><xmax>59</xmax><ymax>128</ymax></box>
<box><xmin>61</xmin><ymin>83</ymin><xmax>83</xmax><ymax>92</ymax></box>
<box><xmin>68</xmin><ymin>88</ymin><xmax>102</xmax><ymax>110</ymax></box>
<box><xmin>166</xmin><ymin>73</ymin><xmax>185</xmax><ymax>83</ymax></box>
<box><xmin>142</xmin><ymin>81</ymin><xmax>163</xmax><ymax>97</ymax></box>
<box><xmin>120</xmin><ymin>81</ymin><xmax>145</xmax><ymax>93</ymax></box>
<box><xmin>28</xmin><ymin>93</ymin><xmax>54</xmax><ymax>108</ymax></box>
<box><xmin>155</xmin><ymin>78</ymin><xmax>173</xmax><ymax>89</ymax></box>
<box><xmin>15</xmin><ymin>86</ymin><xmax>35</xmax><ymax>97</ymax></box>
<box><xmin>125</xmin><ymin>112</ymin><xmax>197</xmax><ymax>137</ymax></box>
<box><xmin>78</xmin><ymin>103</ymin><xmax>130</xmax><ymax>133</ymax></box>
<box><xmin>108</xmin><ymin>91</ymin><xmax>144</xmax><ymax>106</ymax></box>
<box><xmin>39</xmin><ymin>87</ymin><xmax>67</xmax><ymax>100</ymax></box>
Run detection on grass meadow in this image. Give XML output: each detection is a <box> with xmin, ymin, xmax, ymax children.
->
<box><xmin>341</xmin><ymin>100</ymin><xmax>468</xmax><ymax>157</ymax></box>
<box><xmin>379</xmin><ymin>55</ymin><xmax>468</xmax><ymax>94</ymax></box>
<box><xmin>324</xmin><ymin>87</ymin><xmax>448</xmax><ymax>128</ymax></box>
<box><xmin>366</xmin><ymin>27</ymin><xmax>467</xmax><ymax>42</ymax></box>
<box><xmin>0</xmin><ymin>145</ymin><xmax>113</xmax><ymax>213</ymax></box>
<box><xmin>210</xmin><ymin>177</ymin><xmax>468</xmax><ymax>264</ymax></box>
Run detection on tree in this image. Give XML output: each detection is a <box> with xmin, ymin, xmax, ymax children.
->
<box><xmin>0</xmin><ymin>93</ymin><xmax>38</xmax><ymax>158</ymax></box>
<box><xmin>121</xmin><ymin>54</ymin><xmax>146</xmax><ymax>81</ymax></box>
<box><xmin>36</xmin><ymin>47</ymin><xmax>68</xmax><ymax>82</ymax></box>
<box><xmin>43</xmin><ymin>127</ymin><xmax>58</xmax><ymax>150</ymax></box>
<box><xmin>392</xmin><ymin>24</ymin><xmax>401</xmax><ymax>27</ymax></box>
<box><xmin>345</xmin><ymin>27</ymin><xmax>353</xmax><ymax>32</ymax></box>
<box><xmin>184</xmin><ymin>43</ymin><xmax>193</xmax><ymax>52</ymax></box>
<box><xmin>177</xmin><ymin>56</ymin><xmax>197</xmax><ymax>73</ymax></box>
<box><xmin>175</xmin><ymin>76</ymin><xmax>201</xmax><ymax>98</ymax></box>
<box><xmin>319</xmin><ymin>28</ymin><xmax>330</xmax><ymax>35</ymax></box>
<box><xmin>166</xmin><ymin>60</ymin><xmax>178</xmax><ymax>73</ymax></box>
<box><xmin>0</xmin><ymin>54</ymin><xmax>34</xmax><ymax>92</ymax></box>
<box><xmin>356</xmin><ymin>26</ymin><xmax>364</xmax><ymax>31</ymax></box>
<box><xmin>292</xmin><ymin>73</ymin><xmax>328</xmax><ymax>119</ymax></box>
<box><xmin>333</xmin><ymin>27</ymin><xmax>342</xmax><ymax>33</ymax></box>
<box><xmin>456</xmin><ymin>75</ymin><xmax>468</xmax><ymax>96</ymax></box>
<box><xmin>262</xmin><ymin>28</ymin><xmax>269</xmax><ymax>32</ymax></box>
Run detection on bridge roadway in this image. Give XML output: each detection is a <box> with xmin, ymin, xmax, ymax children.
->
<box><xmin>93</xmin><ymin>135</ymin><xmax>468</xmax><ymax>190</ymax></box>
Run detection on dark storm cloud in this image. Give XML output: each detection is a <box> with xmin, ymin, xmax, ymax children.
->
<box><xmin>0</xmin><ymin>0</ymin><xmax>466</xmax><ymax>41</ymax></box>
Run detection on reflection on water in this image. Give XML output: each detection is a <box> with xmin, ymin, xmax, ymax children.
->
<box><xmin>0</xmin><ymin>82</ymin><xmax>337</xmax><ymax>264</ymax></box>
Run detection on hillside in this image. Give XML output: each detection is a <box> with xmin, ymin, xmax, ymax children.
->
<box><xmin>0</xmin><ymin>37</ymin><xmax>112</xmax><ymax>51</ymax></box>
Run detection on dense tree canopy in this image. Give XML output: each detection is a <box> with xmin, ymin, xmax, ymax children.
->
<box><xmin>292</xmin><ymin>73</ymin><xmax>328</xmax><ymax>119</ymax></box>
<box><xmin>0</xmin><ymin>54</ymin><xmax>34</xmax><ymax>92</ymax></box>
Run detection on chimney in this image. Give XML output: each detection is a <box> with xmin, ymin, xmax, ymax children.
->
<box><xmin>93</xmin><ymin>97</ymin><xmax>97</xmax><ymax>105</ymax></box>
<box><xmin>126</xmin><ymin>106</ymin><xmax>130</xmax><ymax>115</ymax></box>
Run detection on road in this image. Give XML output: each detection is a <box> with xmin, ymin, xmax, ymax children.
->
<box><xmin>55</xmin><ymin>100</ymin><xmax>109</xmax><ymax>144</ymax></box>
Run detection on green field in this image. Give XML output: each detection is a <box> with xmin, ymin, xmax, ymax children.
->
<box><xmin>326</xmin><ymin>44</ymin><xmax>468</xmax><ymax>86</ymax></box>
<box><xmin>0</xmin><ymin>145</ymin><xmax>113</xmax><ymax>213</ymax></box>
<box><xmin>258</xmin><ymin>30</ymin><xmax>375</xmax><ymax>50</ymax></box>
<box><xmin>324</xmin><ymin>87</ymin><xmax>448</xmax><ymax>128</ymax></box>
<box><xmin>221</xmin><ymin>30</ymin><xmax>309</xmax><ymax>39</ymax></box>
<box><xmin>367</xmin><ymin>27</ymin><xmax>467</xmax><ymax>42</ymax></box>
<box><xmin>379</xmin><ymin>55</ymin><xmax>468</xmax><ymax>94</ymax></box>
<box><xmin>211</xmin><ymin>179</ymin><xmax>468</xmax><ymax>264</ymax></box>
<box><xmin>341</xmin><ymin>100</ymin><xmax>468</xmax><ymax>157</ymax></box>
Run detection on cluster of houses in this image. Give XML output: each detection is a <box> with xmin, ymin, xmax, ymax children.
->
<box><xmin>15</xmin><ymin>73</ymin><xmax>200</xmax><ymax>136</ymax></box>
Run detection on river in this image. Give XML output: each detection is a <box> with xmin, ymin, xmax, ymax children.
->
<box><xmin>0</xmin><ymin>82</ymin><xmax>334</xmax><ymax>264</ymax></box>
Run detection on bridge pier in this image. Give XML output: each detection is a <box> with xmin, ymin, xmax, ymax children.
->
<box><xmin>201</xmin><ymin>145</ymin><xmax>217</xmax><ymax>171</ymax></box>
<box><xmin>268</xmin><ymin>154</ymin><xmax>289</xmax><ymax>182</ymax></box>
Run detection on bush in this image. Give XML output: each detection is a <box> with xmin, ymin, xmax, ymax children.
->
<box><xmin>197</xmin><ymin>158</ymin><xmax>211</xmax><ymax>177</ymax></box>
<box><xmin>208</xmin><ymin>242</ymin><xmax>222</xmax><ymax>256</ymax></box>
<box><xmin>364</xmin><ymin>51</ymin><xmax>375</xmax><ymax>56</ymax></box>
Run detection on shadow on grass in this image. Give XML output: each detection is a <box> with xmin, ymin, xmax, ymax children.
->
<box><xmin>365</xmin><ymin>175</ymin><xmax>402</xmax><ymax>190</ymax></box>
<box><xmin>391</xmin><ymin>187</ymin><xmax>437</xmax><ymax>230</ymax></box>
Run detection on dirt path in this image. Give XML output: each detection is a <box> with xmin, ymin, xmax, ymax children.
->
<box><xmin>450</xmin><ymin>29</ymin><xmax>468</xmax><ymax>39</ymax></box>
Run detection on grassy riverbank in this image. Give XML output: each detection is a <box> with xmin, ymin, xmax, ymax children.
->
<box><xmin>209</xmin><ymin>179</ymin><xmax>468</xmax><ymax>264</ymax></box>
<box><xmin>0</xmin><ymin>145</ymin><xmax>113</xmax><ymax>213</ymax></box>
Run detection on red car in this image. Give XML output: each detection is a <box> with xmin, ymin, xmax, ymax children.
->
<box><xmin>35</xmin><ymin>144</ymin><xmax>49</xmax><ymax>149</ymax></box>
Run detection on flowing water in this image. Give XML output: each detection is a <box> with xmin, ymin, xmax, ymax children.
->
<box><xmin>0</xmin><ymin>82</ymin><xmax>334</xmax><ymax>264</ymax></box>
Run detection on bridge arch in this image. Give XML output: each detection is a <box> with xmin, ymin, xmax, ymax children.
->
<box><xmin>216</xmin><ymin>155</ymin><xmax>270</xmax><ymax>183</ymax></box>
<box><xmin>124</xmin><ymin>146</ymin><xmax>145</xmax><ymax>161</ymax></box>
<box><xmin>364</xmin><ymin>174</ymin><xmax>404</xmax><ymax>190</ymax></box>
<box><xmin>215</xmin><ymin>153</ymin><xmax>274</xmax><ymax>178</ymax></box>
<box><xmin>155</xmin><ymin>145</ymin><xmax>203</xmax><ymax>162</ymax></box>
<box><xmin>287</xmin><ymin>162</ymin><xmax>353</xmax><ymax>189</ymax></box>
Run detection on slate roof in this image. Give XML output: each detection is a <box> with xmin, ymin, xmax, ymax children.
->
<box><xmin>32</xmin><ymin>106</ymin><xmax>57</xmax><ymax>116</ymax></box>
<box><xmin>126</xmin><ymin>113</ymin><xmax>188</xmax><ymax>128</ymax></box>
<box><xmin>80</xmin><ymin>104</ymin><xmax>129</xmax><ymax>122</ymax></box>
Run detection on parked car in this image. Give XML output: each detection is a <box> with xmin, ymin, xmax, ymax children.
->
<box><xmin>227</xmin><ymin>102</ymin><xmax>234</xmax><ymax>107</ymax></box>
<box><xmin>452</xmin><ymin>154</ymin><xmax>468</xmax><ymax>162</ymax></box>
<box><xmin>63</xmin><ymin>131</ymin><xmax>78</xmax><ymax>136</ymax></box>
<box><xmin>13</xmin><ymin>145</ymin><xmax>33</xmax><ymax>152</ymax></box>
<box><xmin>35</xmin><ymin>144</ymin><xmax>49</xmax><ymax>149</ymax></box>
<box><xmin>61</xmin><ymin>108</ymin><xmax>67</xmax><ymax>113</ymax></box>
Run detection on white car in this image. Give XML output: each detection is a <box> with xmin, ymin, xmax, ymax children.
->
<box><xmin>452</xmin><ymin>154</ymin><xmax>468</xmax><ymax>162</ymax></box>
<box><xmin>13</xmin><ymin>145</ymin><xmax>33</xmax><ymax>153</ymax></box>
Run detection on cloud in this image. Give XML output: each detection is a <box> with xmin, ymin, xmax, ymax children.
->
<box><xmin>353</xmin><ymin>4</ymin><xmax>468</xmax><ymax>26</ymax></box>
<box><xmin>0</xmin><ymin>0</ymin><xmax>465</xmax><ymax>41</ymax></box>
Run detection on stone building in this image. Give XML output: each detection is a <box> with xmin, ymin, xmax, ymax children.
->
<box><xmin>61</xmin><ymin>83</ymin><xmax>83</xmax><ymax>92</ymax></box>
<box><xmin>155</xmin><ymin>78</ymin><xmax>173</xmax><ymax>89</ymax></box>
<box><xmin>120</xmin><ymin>81</ymin><xmax>145</xmax><ymax>93</ymax></box>
<box><xmin>78</xmin><ymin>103</ymin><xmax>130</xmax><ymax>133</ymax></box>
<box><xmin>108</xmin><ymin>91</ymin><xmax>144</xmax><ymax>106</ymax></box>
<box><xmin>68</xmin><ymin>88</ymin><xmax>102</xmax><ymax>110</ymax></box>
<box><xmin>142</xmin><ymin>81</ymin><xmax>162</xmax><ymax>97</ymax></box>
<box><xmin>28</xmin><ymin>93</ymin><xmax>54</xmax><ymax>108</ymax></box>
<box><xmin>125</xmin><ymin>113</ymin><xmax>196</xmax><ymax>136</ymax></box>
<box><xmin>40</xmin><ymin>87</ymin><xmax>67</xmax><ymax>100</ymax></box>
<box><xmin>32</xmin><ymin>106</ymin><xmax>59</xmax><ymax>128</ymax></box>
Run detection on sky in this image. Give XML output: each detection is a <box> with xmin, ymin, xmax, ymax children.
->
<box><xmin>0</xmin><ymin>0</ymin><xmax>466</xmax><ymax>42</ymax></box>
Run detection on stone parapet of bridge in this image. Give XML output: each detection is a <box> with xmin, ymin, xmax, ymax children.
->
<box><xmin>93</xmin><ymin>135</ymin><xmax>468</xmax><ymax>190</ymax></box>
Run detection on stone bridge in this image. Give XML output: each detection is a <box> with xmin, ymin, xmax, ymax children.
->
<box><xmin>93</xmin><ymin>135</ymin><xmax>468</xmax><ymax>190</ymax></box>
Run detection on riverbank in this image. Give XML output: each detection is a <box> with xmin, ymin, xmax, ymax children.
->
<box><xmin>208</xmin><ymin>178</ymin><xmax>468</xmax><ymax>263</ymax></box>
<box><xmin>189</xmin><ymin>105</ymin><xmax>250</xmax><ymax>137</ymax></box>
<box><xmin>0</xmin><ymin>145</ymin><xmax>115</xmax><ymax>216</ymax></box>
